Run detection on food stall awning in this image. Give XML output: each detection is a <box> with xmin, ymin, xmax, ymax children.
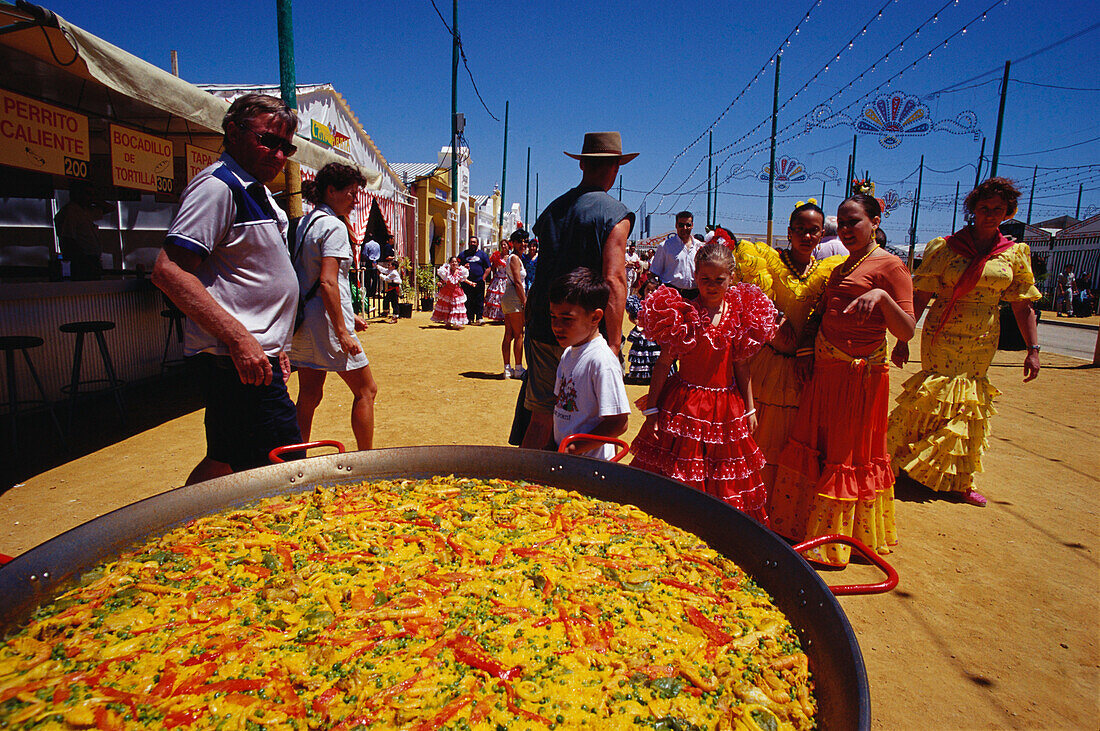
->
<box><xmin>0</xmin><ymin>0</ymin><xmax>382</xmax><ymax>188</ymax></box>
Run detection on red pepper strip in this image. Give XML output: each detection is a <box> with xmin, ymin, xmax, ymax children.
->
<box><xmin>367</xmin><ymin>670</ymin><xmax>425</xmax><ymax>703</ymax></box>
<box><xmin>333</xmin><ymin>713</ymin><xmax>376</xmax><ymax>730</ymax></box>
<box><xmin>542</xmin><ymin>572</ymin><xmax>554</xmax><ymax>600</ymax></box>
<box><xmin>187</xmin><ymin>678</ymin><xmax>266</xmax><ymax>695</ymax></box>
<box><xmin>162</xmin><ymin>707</ymin><xmax>204</xmax><ymax>729</ymax></box>
<box><xmin>488</xmin><ymin>603</ymin><xmax>533</xmax><ymax>618</ymax></box>
<box><xmin>170</xmin><ymin>544</ymin><xmax>197</xmax><ymax>555</ymax></box>
<box><xmin>721</xmin><ymin>577</ymin><xmax>742</xmax><ymax>592</ymax></box>
<box><xmin>170</xmin><ymin>662</ymin><xmax>218</xmax><ymax>696</ymax></box>
<box><xmin>412</xmin><ymin>692</ymin><xmax>475</xmax><ymax>731</ymax></box>
<box><xmin>181</xmin><ymin>639</ymin><xmax>246</xmax><ymax>666</ymax></box>
<box><xmin>557</xmin><ymin>603</ymin><xmax>579</xmax><ymax>648</ymax></box>
<box><xmin>681</xmin><ymin>554</ymin><xmax>724</xmax><ymax>575</ymax></box>
<box><xmin>449</xmin><ymin>635</ymin><xmax>523</xmax><ymax>680</ymax></box>
<box><xmin>511</xmin><ymin>546</ymin><xmax>546</xmax><ymax>558</ymax></box>
<box><xmin>305</xmin><ymin>550</ymin><xmax>379</xmax><ymax>563</ymax></box>
<box><xmin>684</xmin><ymin>605</ymin><xmax>733</xmax><ymax>645</ymax></box>
<box><xmin>312</xmin><ymin>686</ymin><xmax>342</xmax><ymax>714</ymax></box>
<box><xmin>276</xmin><ymin>546</ymin><xmax>294</xmax><ymax>570</ymax></box>
<box><xmin>469</xmin><ymin>698</ymin><xmax>493</xmax><ymax>724</ymax></box>
<box><xmin>643</xmin><ymin>664</ymin><xmax>678</xmax><ymax>679</ymax></box>
<box><xmin>94</xmin><ymin>705</ymin><xmax>125</xmax><ymax>730</ymax></box>
<box><xmin>240</xmin><ymin>564</ymin><xmax>271</xmax><ymax>578</ymax></box>
<box><xmin>0</xmin><ymin>679</ymin><xmax>48</xmax><ymax>703</ymax></box>
<box><xmin>134</xmin><ymin>621</ymin><xmax>185</xmax><ymax>638</ymax></box>
<box><xmin>150</xmin><ymin>660</ymin><xmax>178</xmax><ymax>698</ymax></box>
<box><xmin>499</xmin><ymin>680</ymin><xmax>553</xmax><ymax>726</ymax></box>
<box><xmin>659</xmin><ymin>577</ymin><xmax>720</xmax><ymax>600</ymax></box>
<box><xmin>53</xmin><ymin>684</ymin><xmax>71</xmax><ymax>704</ymax></box>
<box><xmin>267</xmin><ymin>670</ymin><xmax>307</xmax><ymax>718</ymax></box>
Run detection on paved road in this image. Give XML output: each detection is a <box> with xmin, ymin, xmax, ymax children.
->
<box><xmin>1037</xmin><ymin>320</ymin><xmax>1096</xmax><ymax>360</ymax></box>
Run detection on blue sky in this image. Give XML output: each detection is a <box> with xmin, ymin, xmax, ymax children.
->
<box><xmin>41</xmin><ymin>0</ymin><xmax>1100</xmax><ymax>248</ymax></box>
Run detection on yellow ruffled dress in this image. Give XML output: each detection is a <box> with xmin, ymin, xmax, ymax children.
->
<box><xmin>887</xmin><ymin>238</ymin><xmax>1041</xmax><ymax>493</ymax></box>
<box><xmin>734</xmin><ymin>242</ymin><xmax>844</xmax><ymax>492</ymax></box>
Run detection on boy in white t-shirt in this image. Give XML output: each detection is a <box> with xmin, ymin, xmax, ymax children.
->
<box><xmin>549</xmin><ymin>268</ymin><xmax>631</xmax><ymax>460</ymax></box>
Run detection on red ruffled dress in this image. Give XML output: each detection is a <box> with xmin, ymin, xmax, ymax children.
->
<box><xmin>630</xmin><ymin>284</ymin><xmax>778</xmax><ymax>524</ymax></box>
<box><xmin>431</xmin><ymin>266</ymin><xmax>469</xmax><ymax>327</ymax></box>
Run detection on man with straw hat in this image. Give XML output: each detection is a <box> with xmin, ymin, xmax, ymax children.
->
<box><xmin>520</xmin><ymin>132</ymin><xmax>636</xmax><ymax>450</ymax></box>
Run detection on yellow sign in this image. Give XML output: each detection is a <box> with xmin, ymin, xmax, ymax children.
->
<box><xmin>110</xmin><ymin>123</ymin><xmax>173</xmax><ymax>193</ymax></box>
<box><xmin>185</xmin><ymin>144</ymin><xmax>219</xmax><ymax>182</ymax></box>
<box><xmin>310</xmin><ymin>119</ymin><xmax>351</xmax><ymax>153</ymax></box>
<box><xmin>0</xmin><ymin>89</ymin><xmax>89</xmax><ymax>178</ymax></box>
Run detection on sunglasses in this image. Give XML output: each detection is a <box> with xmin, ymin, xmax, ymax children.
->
<box><xmin>243</xmin><ymin>126</ymin><xmax>297</xmax><ymax>156</ymax></box>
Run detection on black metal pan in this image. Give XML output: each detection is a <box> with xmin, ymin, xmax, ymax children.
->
<box><xmin>0</xmin><ymin>445</ymin><xmax>874</xmax><ymax>729</ymax></box>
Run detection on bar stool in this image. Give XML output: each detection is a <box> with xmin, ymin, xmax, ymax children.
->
<box><xmin>58</xmin><ymin>320</ymin><xmax>125</xmax><ymax>428</ymax></box>
<box><xmin>161</xmin><ymin>303</ymin><xmax>186</xmax><ymax>373</ymax></box>
<box><xmin>0</xmin><ymin>336</ymin><xmax>66</xmax><ymax>453</ymax></box>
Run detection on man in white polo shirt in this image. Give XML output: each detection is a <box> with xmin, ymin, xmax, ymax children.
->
<box><xmin>650</xmin><ymin>210</ymin><xmax>699</xmax><ymax>299</ymax></box>
<box><xmin>152</xmin><ymin>94</ymin><xmax>302</xmax><ymax>484</ymax></box>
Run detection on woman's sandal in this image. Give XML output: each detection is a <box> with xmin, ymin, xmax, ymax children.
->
<box><xmin>962</xmin><ymin>489</ymin><xmax>987</xmax><ymax>507</ymax></box>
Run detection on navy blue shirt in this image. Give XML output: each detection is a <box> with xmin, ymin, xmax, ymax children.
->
<box><xmin>458</xmin><ymin>247</ymin><xmax>491</xmax><ymax>281</ymax></box>
<box><xmin>527</xmin><ymin>186</ymin><xmax>633</xmax><ymax>344</ymax></box>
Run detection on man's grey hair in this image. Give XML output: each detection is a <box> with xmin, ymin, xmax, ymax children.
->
<box><xmin>823</xmin><ymin>215</ymin><xmax>838</xmax><ymax>236</ymax></box>
<box><xmin>222</xmin><ymin>94</ymin><xmax>298</xmax><ymax>143</ymax></box>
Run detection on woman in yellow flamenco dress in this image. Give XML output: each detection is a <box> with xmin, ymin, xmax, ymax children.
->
<box><xmin>726</xmin><ymin>203</ymin><xmax>845</xmax><ymax>495</ymax></box>
<box><xmin>887</xmin><ymin>178</ymin><xmax>1041</xmax><ymax>507</ymax></box>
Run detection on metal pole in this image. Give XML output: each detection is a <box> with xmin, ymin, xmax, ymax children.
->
<box><xmin>524</xmin><ymin>147</ymin><xmax>530</xmax><ymax>227</ymax></box>
<box><xmin>535</xmin><ymin>173</ymin><xmax>539</xmax><ymax>223</ymax></box>
<box><xmin>498</xmin><ymin>101</ymin><xmax>509</xmax><ymax>240</ymax></box>
<box><xmin>766</xmin><ymin>55</ymin><xmax>781</xmax><ymax>246</ymax></box>
<box><xmin>170</xmin><ymin>50</ymin><xmax>178</xmax><ymax>77</ymax></box>
<box><xmin>1026</xmin><ymin>165</ymin><xmax>1037</xmax><ymax>224</ymax></box>
<box><xmin>821</xmin><ymin>180</ymin><xmax>826</xmax><ymax>210</ymax></box>
<box><xmin>990</xmin><ymin>61</ymin><xmax>1010</xmax><ymax>178</ymax></box>
<box><xmin>713</xmin><ymin>166</ymin><xmax>719</xmax><ymax>226</ymax></box>
<box><xmin>850</xmin><ymin>135</ymin><xmax>858</xmax><ymax>194</ymax></box>
<box><xmin>1076</xmin><ymin>183</ymin><xmax>1083</xmax><ymax>220</ymax></box>
<box><xmin>450</xmin><ymin>0</ymin><xmax>458</xmax><ymax>206</ymax></box>
<box><xmin>707</xmin><ymin>131</ymin><xmax>713</xmax><ymax>228</ymax></box>
<box><xmin>845</xmin><ymin>154</ymin><xmax>853</xmax><ymax>198</ymax></box>
<box><xmin>618</xmin><ymin>175</ymin><xmax>622</xmax><ymax>202</ymax></box>
<box><xmin>275</xmin><ymin>0</ymin><xmax>301</xmax><ymax>218</ymax></box>
<box><xmin>951</xmin><ymin>180</ymin><xmax>960</xmax><ymax>232</ymax></box>
<box><xmin>908</xmin><ymin>154</ymin><xmax>924</xmax><ymax>270</ymax></box>
<box><xmin>974</xmin><ymin>137</ymin><xmax>986</xmax><ymax>189</ymax></box>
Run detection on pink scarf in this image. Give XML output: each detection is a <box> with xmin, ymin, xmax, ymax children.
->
<box><xmin>930</xmin><ymin>226</ymin><xmax>1013</xmax><ymax>344</ymax></box>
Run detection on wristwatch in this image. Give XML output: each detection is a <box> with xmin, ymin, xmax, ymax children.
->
<box><xmin>1027</xmin><ymin>344</ymin><xmax>1041</xmax><ymax>352</ymax></box>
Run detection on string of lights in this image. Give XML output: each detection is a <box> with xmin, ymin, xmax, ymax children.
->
<box><xmin>641</xmin><ymin>0</ymin><xmax>826</xmax><ymax>213</ymax></box>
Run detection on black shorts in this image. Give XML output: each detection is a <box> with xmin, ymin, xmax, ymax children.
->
<box><xmin>192</xmin><ymin>353</ymin><xmax>302</xmax><ymax>472</ymax></box>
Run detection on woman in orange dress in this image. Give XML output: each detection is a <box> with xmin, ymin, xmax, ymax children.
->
<box><xmin>770</xmin><ymin>194</ymin><xmax>916</xmax><ymax>566</ymax></box>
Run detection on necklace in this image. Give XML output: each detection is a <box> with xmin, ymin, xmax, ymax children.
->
<box><xmin>780</xmin><ymin>249</ymin><xmax>819</xmax><ymax>282</ymax></box>
<box><xmin>839</xmin><ymin>244</ymin><xmax>879</xmax><ymax>276</ymax></box>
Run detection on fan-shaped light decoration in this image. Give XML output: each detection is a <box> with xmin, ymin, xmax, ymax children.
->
<box><xmin>881</xmin><ymin>189</ymin><xmax>900</xmax><ymax>218</ymax></box>
<box><xmin>758</xmin><ymin>156</ymin><xmax>808</xmax><ymax>191</ymax></box>
<box><xmin>807</xmin><ymin>91</ymin><xmax>980</xmax><ymax>149</ymax></box>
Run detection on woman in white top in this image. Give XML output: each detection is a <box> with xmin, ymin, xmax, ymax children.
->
<box><xmin>500</xmin><ymin>233</ymin><xmax>528</xmax><ymax>378</ymax></box>
<box><xmin>290</xmin><ymin>163</ymin><xmax>378</xmax><ymax>450</ymax></box>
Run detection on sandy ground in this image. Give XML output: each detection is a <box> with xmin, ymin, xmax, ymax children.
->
<box><xmin>2</xmin><ymin>310</ymin><xmax>1097</xmax><ymax>729</ymax></box>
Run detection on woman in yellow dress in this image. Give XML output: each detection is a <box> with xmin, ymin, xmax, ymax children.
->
<box><xmin>730</xmin><ymin>203</ymin><xmax>845</xmax><ymax>495</ymax></box>
<box><xmin>887</xmin><ymin>178</ymin><xmax>1041</xmax><ymax>507</ymax></box>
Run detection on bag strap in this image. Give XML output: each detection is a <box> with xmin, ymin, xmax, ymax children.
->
<box><xmin>293</xmin><ymin>211</ymin><xmax>335</xmax><ymax>304</ymax></box>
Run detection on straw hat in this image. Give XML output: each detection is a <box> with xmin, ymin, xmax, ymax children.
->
<box><xmin>564</xmin><ymin>131</ymin><xmax>638</xmax><ymax>164</ymax></box>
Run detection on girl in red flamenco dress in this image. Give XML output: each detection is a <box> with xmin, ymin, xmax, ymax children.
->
<box><xmin>630</xmin><ymin>242</ymin><xmax>778</xmax><ymax>524</ymax></box>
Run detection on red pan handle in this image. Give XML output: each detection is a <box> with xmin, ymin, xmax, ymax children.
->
<box><xmin>0</xmin><ymin>553</ymin><xmax>13</xmax><ymax>565</ymax></box>
<box><xmin>269</xmin><ymin>440</ymin><xmax>346</xmax><ymax>464</ymax></box>
<box><xmin>792</xmin><ymin>534</ymin><xmax>899</xmax><ymax>596</ymax></box>
<box><xmin>557</xmin><ymin>434</ymin><xmax>630</xmax><ymax>463</ymax></box>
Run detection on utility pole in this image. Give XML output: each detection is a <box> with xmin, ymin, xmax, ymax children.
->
<box><xmin>907</xmin><ymin>155</ymin><xmax>924</xmax><ymax>270</ymax></box>
<box><xmin>951</xmin><ymin>181</ymin><xmax>961</xmax><ymax>232</ymax></box>
<box><xmin>275</xmin><ymin>0</ymin><xmax>301</xmax><ymax>218</ymax></box>
<box><xmin>534</xmin><ymin>173</ymin><xmax>539</xmax><ymax>223</ymax></box>
<box><xmin>990</xmin><ymin>61</ymin><xmax>1010</xmax><ymax>178</ymax></box>
<box><xmin>766</xmin><ymin>55</ymin><xmax>781</xmax><ymax>246</ymax></box>
<box><xmin>821</xmin><ymin>180</ymin><xmax>826</xmax><ymax>209</ymax></box>
<box><xmin>498</xmin><ymin>100</ymin><xmax>509</xmax><ymax>241</ymax></box>
<box><xmin>524</xmin><ymin>147</ymin><xmax>530</xmax><ymax>227</ymax></box>
<box><xmin>451</xmin><ymin>0</ymin><xmax>458</xmax><ymax>210</ymax></box>
<box><xmin>707</xmin><ymin>131</ymin><xmax>713</xmax><ymax>228</ymax></box>
<box><xmin>1076</xmin><ymin>183</ymin><xmax>1083</xmax><ymax>220</ymax></box>
<box><xmin>850</xmin><ymin>135</ymin><xmax>858</xmax><ymax>195</ymax></box>
<box><xmin>974</xmin><ymin>137</ymin><xmax>986</xmax><ymax>189</ymax></box>
<box><xmin>618</xmin><ymin>175</ymin><xmax>623</xmax><ymax>202</ymax></box>
<box><xmin>1026</xmin><ymin>165</ymin><xmax>1037</xmax><ymax>224</ymax></box>
<box><xmin>713</xmin><ymin>165</ymin><xmax>719</xmax><ymax>227</ymax></box>
<box><xmin>845</xmin><ymin>154</ymin><xmax>853</xmax><ymax>198</ymax></box>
